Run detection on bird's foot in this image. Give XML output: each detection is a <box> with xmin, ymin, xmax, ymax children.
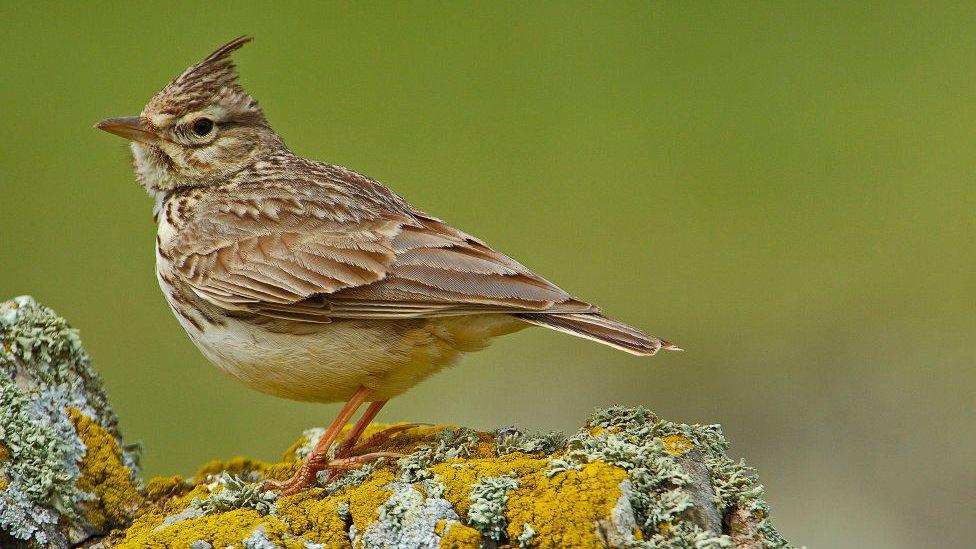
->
<box><xmin>263</xmin><ymin>459</ymin><xmax>323</xmax><ymax>496</ymax></box>
<box><xmin>316</xmin><ymin>423</ymin><xmax>425</xmax><ymax>485</ymax></box>
<box><xmin>264</xmin><ymin>445</ymin><xmax>408</xmax><ymax>495</ymax></box>
<box><xmin>334</xmin><ymin>422</ymin><xmax>427</xmax><ymax>459</ymax></box>
<box><xmin>317</xmin><ymin>451</ymin><xmax>403</xmax><ymax>486</ymax></box>
<box><xmin>263</xmin><ymin>423</ymin><xmax>424</xmax><ymax>495</ymax></box>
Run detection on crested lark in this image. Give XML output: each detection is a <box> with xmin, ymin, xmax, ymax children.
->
<box><xmin>96</xmin><ymin>37</ymin><xmax>679</xmax><ymax>494</ymax></box>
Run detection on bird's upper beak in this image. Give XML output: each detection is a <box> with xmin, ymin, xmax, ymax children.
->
<box><xmin>95</xmin><ymin>116</ymin><xmax>158</xmax><ymax>144</ymax></box>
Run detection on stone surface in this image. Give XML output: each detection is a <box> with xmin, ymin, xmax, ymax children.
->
<box><xmin>0</xmin><ymin>296</ymin><xmax>141</xmax><ymax>548</ymax></box>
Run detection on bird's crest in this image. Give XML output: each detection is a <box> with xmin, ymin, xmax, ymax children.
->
<box><xmin>143</xmin><ymin>36</ymin><xmax>262</xmax><ymax>119</ymax></box>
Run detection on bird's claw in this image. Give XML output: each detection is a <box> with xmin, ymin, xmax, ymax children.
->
<box><xmin>320</xmin><ymin>451</ymin><xmax>402</xmax><ymax>484</ymax></box>
<box><xmin>334</xmin><ymin>422</ymin><xmax>428</xmax><ymax>459</ymax></box>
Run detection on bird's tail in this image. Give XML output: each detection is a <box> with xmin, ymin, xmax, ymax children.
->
<box><xmin>515</xmin><ymin>312</ymin><xmax>681</xmax><ymax>356</ymax></box>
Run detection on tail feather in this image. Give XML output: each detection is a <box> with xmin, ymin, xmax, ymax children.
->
<box><xmin>515</xmin><ymin>312</ymin><xmax>680</xmax><ymax>356</ymax></box>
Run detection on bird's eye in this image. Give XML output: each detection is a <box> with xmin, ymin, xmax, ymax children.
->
<box><xmin>191</xmin><ymin>118</ymin><xmax>214</xmax><ymax>137</ymax></box>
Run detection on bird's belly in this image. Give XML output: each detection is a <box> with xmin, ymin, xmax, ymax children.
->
<box><xmin>179</xmin><ymin>313</ymin><xmax>525</xmax><ymax>403</ymax></box>
<box><xmin>157</xmin><ymin>249</ymin><xmax>526</xmax><ymax>402</ymax></box>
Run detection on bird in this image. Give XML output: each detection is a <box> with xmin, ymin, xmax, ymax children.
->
<box><xmin>95</xmin><ymin>36</ymin><xmax>679</xmax><ymax>495</ymax></box>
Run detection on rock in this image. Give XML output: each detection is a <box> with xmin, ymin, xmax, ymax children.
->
<box><xmin>107</xmin><ymin>413</ymin><xmax>794</xmax><ymax>548</ymax></box>
<box><xmin>0</xmin><ymin>296</ymin><xmax>797</xmax><ymax>548</ymax></box>
<box><xmin>0</xmin><ymin>296</ymin><xmax>142</xmax><ymax>548</ymax></box>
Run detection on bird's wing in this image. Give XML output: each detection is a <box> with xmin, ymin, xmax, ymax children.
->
<box><xmin>164</xmin><ymin>176</ymin><xmax>596</xmax><ymax>323</ymax></box>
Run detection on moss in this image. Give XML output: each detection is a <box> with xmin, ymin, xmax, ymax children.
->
<box><xmin>69</xmin><ymin>408</ymin><xmax>142</xmax><ymax>531</ymax></box>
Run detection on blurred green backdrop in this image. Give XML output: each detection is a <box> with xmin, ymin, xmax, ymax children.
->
<box><xmin>1</xmin><ymin>2</ymin><xmax>973</xmax><ymax>547</ymax></box>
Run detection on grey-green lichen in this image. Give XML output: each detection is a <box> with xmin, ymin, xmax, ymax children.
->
<box><xmin>159</xmin><ymin>472</ymin><xmax>278</xmax><ymax>530</ymax></box>
<box><xmin>0</xmin><ymin>296</ymin><xmax>140</xmax><ymax>548</ymax></box>
<box><xmin>322</xmin><ymin>460</ymin><xmax>380</xmax><ymax>495</ymax></box>
<box><xmin>467</xmin><ymin>473</ymin><xmax>518</xmax><ymax>542</ymax></box>
<box><xmin>102</xmin><ymin>408</ymin><xmax>795</xmax><ymax>548</ymax></box>
<box><xmin>396</xmin><ymin>426</ymin><xmax>480</xmax><ymax>483</ymax></box>
<box><xmin>494</xmin><ymin>426</ymin><xmax>567</xmax><ymax>456</ymax></box>
<box><xmin>194</xmin><ymin>472</ymin><xmax>278</xmax><ymax>516</ymax></box>
<box><xmin>358</xmin><ymin>478</ymin><xmax>465</xmax><ymax>548</ymax></box>
<box><xmin>517</xmin><ymin>522</ymin><xmax>536</xmax><ymax>548</ymax></box>
<box><xmin>550</xmin><ymin>405</ymin><xmax>793</xmax><ymax>548</ymax></box>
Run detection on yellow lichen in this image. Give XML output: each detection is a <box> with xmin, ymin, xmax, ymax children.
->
<box><xmin>429</xmin><ymin>451</ymin><xmax>627</xmax><ymax>548</ymax></box>
<box><xmin>195</xmin><ymin>456</ymin><xmax>271</xmax><ymax>479</ymax></box>
<box><xmin>109</xmin><ymin>421</ymin><xmax>645</xmax><ymax>547</ymax></box>
<box><xmin>660</xmin><ymin>434</ymin><xmax>694</xmax><ymax>456</ymax></box>
<box><xmin>0</xmin><ymin>441</ymin><xmax>9</xmax><ymax>491</ymax></box>
<box><xmin>68</xmin><ymin>408</ymin><xmax>142</xmax><ymax>530</ymax></box>
<box><xmin>439</xmin><ymin>522</ymin><xmax>482</xmax><ymax>548</ymax></box>
<box><xmin>342</xmin><ymin>468</ymin><xmax>397</xmax><ymax>533</ymax></box>
<box><xmin>116</xmin><ymin>508</ymin><xmax>288</xmax><ymax>548</ymax></box>
<box><xmin>432</xmin><ymin>453</ymin><xmax>548</xmax><ymax>520</ymax></box>
<box><xmin>280</xmin><ymin>434</ymin><xmax>312</xmax><ymax>463</ymax></box>
<box><xmin>275</xmin><ymin>490</ymin><xmax>351</xmax><ymax>548</ymax></box>
<box><xmin>506</xmin><ymin>463</ymin><xmax>627</xmax><ymax>548</ymax></box>
<box><xmin>144</xmin><ymin>475</ymin><xmax>189</xmax><ymax>501</ymax></box>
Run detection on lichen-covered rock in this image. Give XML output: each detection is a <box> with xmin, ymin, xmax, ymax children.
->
<box><xmin>0</xmin><ymin>296</ymin><xmax>142</xmax><ymax>548</ymax></box>
<box><xmin>106</xmin><ymin>411</ymin><xmax>794</xmax><ymax>548</ymax></box>
<box><xmin>0</xmin><ymin>296</ymin><xmax>796</xmax><ymax>548</ymax></box>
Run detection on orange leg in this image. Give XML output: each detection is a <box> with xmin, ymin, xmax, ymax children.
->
<box><xmin>334</xmin><ymin>400</ymin><xmax>388</xmax><ymax>455</ymax></box>
<box><xmin>323</xmin><ymin>400</ymin><xmax>427</xmax><ymax>484</ymax></box>
<box><xmin>264</xmin><ymin>386</ymin><xmax>373</xmax><ymax>495</ymax></box>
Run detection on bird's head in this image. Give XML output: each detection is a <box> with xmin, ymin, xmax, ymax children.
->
<box><xmin>96</xmin><ymin>36</ymin><xmax>282</xmax><ymax>192</ymax></box>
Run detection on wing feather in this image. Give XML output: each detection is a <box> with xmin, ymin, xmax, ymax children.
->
<box><xmin>163</xmin><ymin>171</ymin><xmax>595</xmax><ymax>322</ymax></box>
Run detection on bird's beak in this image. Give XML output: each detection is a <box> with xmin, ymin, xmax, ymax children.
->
<box><xmin>94</xmin><ymin>116</ymin><xmax>158</xmax><ymax>144</ymax></box>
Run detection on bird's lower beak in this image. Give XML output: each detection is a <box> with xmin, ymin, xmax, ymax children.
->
<box><xmin>95</xmin><ymin>116</ymin><xmax>158</xmax><ymax>144</ymax></box>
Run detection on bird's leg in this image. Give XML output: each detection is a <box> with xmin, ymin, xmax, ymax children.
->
<box><xmin>264</xmin><ymin>386</ymin><xmax>372</xmax><ymax>495</ymax></box>
<box><xmin>322</xmin><ymin>400</ymin><xmax>422</xmax><ymax>483</ymax></box>
<box><xmin>333</xmin><ymin>400</ymin><xmax>388</xmax><ymax>457</ymax></box>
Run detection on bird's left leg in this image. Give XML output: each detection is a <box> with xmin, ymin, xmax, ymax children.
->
<box><xmin>264</xmin><ymin>385</ymin><xmax>373</xmax><ymax>495</ymax></box>
<box><xmin>323</xmin><ymin>400</ymin><xmax>423</xmax><ymax>483</ymax></box>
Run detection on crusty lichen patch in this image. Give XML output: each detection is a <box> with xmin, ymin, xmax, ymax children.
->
<box><xmin>0</xmin><ymin>295</ymin><xmax>796</xmax><ymax>547</ymax></box>
<box><xmin>102</xmin><ymin>407</ymin><xmax>794</xmax><ymax>548</ymax></box>
<box><xmin>660</xmin><ymin>434</ymin><xmax>694</xmax><ymax>456</ymax></box>
<box><xmin>69</xmin><ymin>408</ymin><xmax>142</xmax><ymax>531</ymax></box>
<box><xmin>0</xmin><ymin>296</ymin><xmax>140</xmax><ymax>548</ymax></box>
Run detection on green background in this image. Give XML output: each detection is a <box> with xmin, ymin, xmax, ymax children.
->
<box><xmin>1</xmin><ymin>3</ymin><xmax>973</xmax><ymax>547</ymax></box>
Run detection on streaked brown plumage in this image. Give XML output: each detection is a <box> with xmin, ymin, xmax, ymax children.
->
<box><xmin>96</xmin><ymin>36</ymin><xmax>678</xmax><ymax>494</ymax></box>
